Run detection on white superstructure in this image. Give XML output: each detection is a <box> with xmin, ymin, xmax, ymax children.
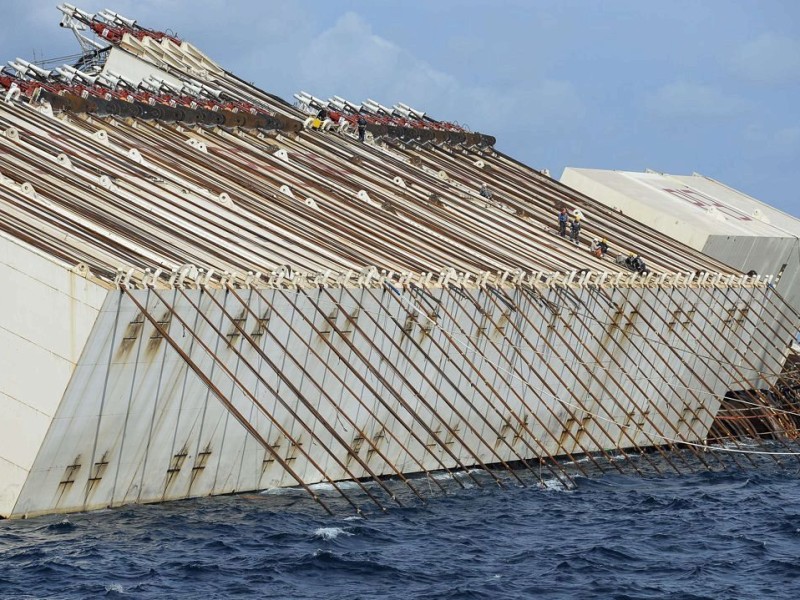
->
<box><xmin>561</xmin><ymin>168</ymin><xmax>800</xmax><ymax>315</ymax></box>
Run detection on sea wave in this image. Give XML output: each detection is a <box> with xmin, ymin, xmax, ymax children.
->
<box><xmin>313</xmin><ymin>526</ymin><xmax>353</xmax><ymax>541</ymax></box>
<box><xmin>2</xmin><ymin>465</ymin><xmax>800</xmax><ymax>598</ymax></box>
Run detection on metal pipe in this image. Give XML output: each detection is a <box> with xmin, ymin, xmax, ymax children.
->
<box><xmin>512</xmin><ymin>284</ymin><xmax>670</xmax><ymax>473</ymax></box>
<box><xmin>437</xmin><ymin>283</ymin><xmax>579</xmax><ymax>485</ymax></box>
<box><xmin>482</xmin><ymin>284</ymin><xmax>632</xmax><ymax>474</ymax></box>
<box><xmin>120</xmin><ymin>286</ymin><xmax>336</xmax><ymax>515</ymax></box>
<box><xmin>306</xmin><ymin>285</ymin><xmax>504</xmax><ymax>486</ymax></box>
<box><xmin>246</xmin><ymin>285</ymin><xmax>458</xmax><ymax>493</ymax></box>
<box><xmin>173</xmin><ymin>285</ymin><xmax>393</xmax><ymax>511</ymax></box>
<box><xmin>222</xmin><ymin>283</ymin><xmax>430</xmax><ymax>503</ymax></box>
<box><xmin>264</xmin><ymin>284</ymin><xmax>479</xmax><ymax>488</ymax></box>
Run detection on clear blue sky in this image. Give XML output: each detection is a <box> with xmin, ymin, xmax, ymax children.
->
<box><xmin>2</xmin><ymin>1</ymin><xmax>798</xmax><ymax>217</ymax></box>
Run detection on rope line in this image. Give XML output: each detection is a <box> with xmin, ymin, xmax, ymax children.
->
<box><xmin>383</xmin><ymin>283</ymin><xmax>800</xmax><ymax>458</ymax></box>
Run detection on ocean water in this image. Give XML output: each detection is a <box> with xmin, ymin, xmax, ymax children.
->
<box><xmin>3</xmin><ymin>453</ymin><xmax>800</xmax><ymax>599</ymax></box>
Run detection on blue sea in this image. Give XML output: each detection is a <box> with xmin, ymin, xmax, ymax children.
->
<box><xmin>3</xmin><ymin>449</ymin><xmax>800</xmax><ymax>599</ymax></box>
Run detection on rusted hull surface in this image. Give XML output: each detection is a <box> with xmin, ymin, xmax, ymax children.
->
<box><xmin>6</xmin><ymin>278</ymin><xmax>784</xmax><ymax>518</ymax></box>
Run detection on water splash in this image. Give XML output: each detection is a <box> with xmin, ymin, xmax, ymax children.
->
<box><xmin>313</xmin><ymin>527</ymin><xmax>352</xmax><ymax>541</ymax></box>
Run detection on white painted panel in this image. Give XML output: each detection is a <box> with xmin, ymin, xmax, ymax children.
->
<box><xmin>669</xmin><ymin>174</ymin><xmax>800</xmax><ymax>237</ymax></box>
<box><xmin>0</xmin><ymin>327</ymin><xmax>76</xmax><ymax>421</ymax></box>
<box><xmin>704</xmin><ymin>235</ymin><xmax>800</xmax><ymax>318</ymax></box>
<box><xmin>0</xmin><ymin>237</ymin><xmax>107</xmax><ymax>516</ymax></box>
<box><xmin>562</xmin><ymin>168</ymin><xmax>788</xmax><ymax>240</ymax></box>
<box><xmin>0</xmin><ymin>392</ymin><xmax>52</xmax><ymax>472</ymax></box>
<box><xmin>102</xmin><ymin>46</ymin><xmax>185</xmax><ymax>89</ymax></box>
<box><xmin>0</xmin><ymin>456</ymin><xmax>29</xmax><ymax>516</ymax></box>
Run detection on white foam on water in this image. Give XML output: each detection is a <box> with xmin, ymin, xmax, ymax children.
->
<box><xmin>542</xmin><ymin>477</ymin><xmax>569</xmax><ymax>492</ymax></box>
<box><xmin>431</xmin><ymin>468</ymin><xmax>484</xmax><ymax>482</ymax></box>
<box><xmin>313</xmin><ymin>527</ymin><xmax>352</xmax><ymax>541</ymax></box>
<box><xmin>308</xmin><ymin>480</ymin><xmax>364</xmax><ymax>492</ymax></box>
<box><xmin>259</xmin><ymin>487</ymin><xmax>301</xmax><ymax>496</ymax></box>
<box><xmin>308</xmin><ymin>482</ymin><xmax>336</xmax><ymax>492</ymax></box>
<box><xmin>334</xmin><ymin>480</ymin><xmax>364</xmax><ymax>490</ymax></box>
<box><xmin>104</xmin><ymin>583</ymin><xmax>124</xmax><ymax>593</ymax></box>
